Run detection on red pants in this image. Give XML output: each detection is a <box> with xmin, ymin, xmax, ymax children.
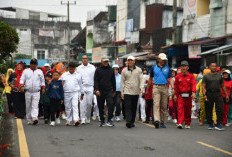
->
<box><xmin>177</xmin><ymin>96</ymin><xmax>192</xmax><ymax>125</ymax></box>
<box><xmin>223</xmin><ymin>103</ymin><xmax>230</xmax><ymax>125</ymax></box>
<box><xmin>169</xmin><ymin>100</ymin><xmax>177</xmax><ymax>119</ymax></box>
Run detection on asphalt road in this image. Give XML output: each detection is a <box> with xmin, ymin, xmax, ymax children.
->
<box><xmin>3</xmin><ymin>115</ymin><xmax>232</xmax><ymax>157</ymax></box>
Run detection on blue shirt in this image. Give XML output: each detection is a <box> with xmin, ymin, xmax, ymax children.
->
<box><xmin>115</xmin><ymin>73</ymin><xmax>121</xmax><ymax>92</ymax></box>
<box><xmin>150</xmin><ymin>65</ymin><xmax>172</xmax><ymax>85</ymax></box>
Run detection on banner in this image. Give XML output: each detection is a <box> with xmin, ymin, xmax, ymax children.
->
<box><xmin>188</xmin><ymin>45</ymin><xmax>201</xmax><ymax>59</ymax></box>
<box><xmin>118</xmin><ymin>45</ymin><xmax>126</xmax><ymax>56</ymax></box>
<box><xmin>184</xmin><ymin>0</ymin><xmax>197</xmax><ymax>19</ymax></box>
<box><xmin>39</xmin><ymin>29</ymin><xmax>54</xmax><ymax>37</ymax></box>
<box><xmin>125</xmin><ymin>19</ymin><xmax>133</xmax><ymax>41</ymax></box>
<box><xmin>92</xmin><ymin>47</ymin><xmax>102</xmax><ymax>62</ymax></box>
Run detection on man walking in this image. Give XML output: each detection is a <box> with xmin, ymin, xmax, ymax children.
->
<box><xmin>174</xmin><ymin>61</ymin><xmax>196</xmax><ymax>129</ymax></box>
<box><xmin>202</xmin><ymin>62</ymin><xmax>229</xmax><ymax>131</ymax></box>
<box><xmin>121</xmin><ymin>56</ymin><xmax>144</xmax><ymax>128</ymax></box>
<box><xmin>76</xmin><ymin>54</ymin><xmax>96</xmax><ymax>124</ymax></box>
<box><xmin>147</xmin><ymin>53</ymin><xmax>174</xmax><ymax>128</ymax></box>
<box><xmin>20</xmin><ymin>59</ymin><xmax>45</xmax><ymax>125</ymax></box>
<box><xmin>94</xmin><ymin>56</ymin><xmax>116</xmax><ymax>127</ymax></box>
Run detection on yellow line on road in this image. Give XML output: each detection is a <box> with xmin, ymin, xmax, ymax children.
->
<box><xmin>16</xmin><ymin>119</ymin><xmax>30</xmax><ymax>157</ymax></box>
<box><xmin>197</xmin><ymin>141</ymin><xmax>232</xmax><ymax>156</ymax></box>
<box><xmin>138</xmin><ymin>121</ymin><xmax>155</xmax><ymax>128</ymax></box>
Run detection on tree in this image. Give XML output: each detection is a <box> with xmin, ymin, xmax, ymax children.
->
<box><xmin>0</xmin><ymin>22</ymin><xmax>19</xmax><ymax>63</ymax></box>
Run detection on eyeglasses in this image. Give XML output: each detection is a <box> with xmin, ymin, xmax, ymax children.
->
<box><xmin>82</xmin><ymin>58</ymin><xmax>88</xmax><ymax>60</ymax></box>
<box><xmin>113</xmin><ymin>69</ymin><xmax>118</xmax><ymax>71</ymax></box>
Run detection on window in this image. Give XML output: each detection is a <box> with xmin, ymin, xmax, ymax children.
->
<box><xmin>37</xmin><ymin>50</ymin><xmax>45</xmax><ymax>59</ymax></box>
<box><xmin>20</xmin><ymin>29</ymin><xmax>27</xmax><ymax>31</ymax></box>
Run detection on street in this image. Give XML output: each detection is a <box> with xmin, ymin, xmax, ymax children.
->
<box><xmin>3</xmin><ymin>115</ymin><xmax>232</xmax><ymax>157</ymax></box>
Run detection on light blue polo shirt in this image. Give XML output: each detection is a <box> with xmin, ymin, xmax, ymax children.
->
<box><xmin>150</xmin><ymin>65</ymin><xmax>172</xmax><ymax>85</ymax></box>
<box><xmin>115</xmin><ymin>73</ymin><xmax>121</xmax><ymax>92</ymax></box>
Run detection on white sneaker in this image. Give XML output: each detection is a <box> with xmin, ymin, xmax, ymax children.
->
<box><xmin>173</xmin><ymin>119</ymin><xmax>177</xmax><ymax>124</ymax></box>
<box><xmin>56</xmin><ymin>118</ymin><xmax>60</xmax><ymax>125</ymax></box>
<box><xmin>92</xmin><ymin>116</ymin><xmax>96</xmax><ymax>121</ymax></box>
<box><xmin>81</xmin><ymin>119</ymin><xmax>86</xmax><ymax>125</ymax></box>
<box><xmin>115</xmin><ymin>116</ymin><xmax>121</xmax><ymax>122</ymax></box>
<box><xmin>50</xmin><ymin>121</ymin><xmax>55</xmax><ymax>126</ymax></box>
<box><xmin>61</xmin><ymin>113</ymin><xmax>66</xmax><ymax>120</ymax></box>
<box><xmin>185</xmin><ymin>125</ymin><xmax>190</xmax><ymax>129</ymax></box>
<box><xmin>66</xmin><ymin>121</ymin><xmax>71</xmax><ymax>126</ymax></box>
<box><xmin>177</xmin><ymin>124</ymin><xmax>183</xmax><ymax>129</ymax></box>
<box><xmin>27</xmin><ymin>121</ymin><xmax>33</xmax><ymax>125</ymax></box>
<box><xmin>225</xmin><ymin>124</ymin><xmax>230</xmax><ymax>127</ymax></box>
<box><xmin>168</xmin><ymin>116</ymin><xmax>172</xmax><ymax>121</ymax></box>
<box><xmin>86</xmin><ymin>118</ymin><xmax>90</xmax><ymax>124</ymax></box>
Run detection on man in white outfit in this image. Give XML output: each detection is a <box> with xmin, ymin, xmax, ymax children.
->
<box><xmin>20</xmin><ymin>59</ymin><xmax>45</xmax><ymax>125</ymax></box>
<box><xmin>60</xmin><ymin>62</ymin><xmax>84</xmax><ymax>126</ymax></box>
<box><xmin>76</xmin><ymin>55</ymin><xmax>95</xmax><ymax>124</ymax></box>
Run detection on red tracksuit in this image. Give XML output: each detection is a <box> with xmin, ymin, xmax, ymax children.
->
<box><xmin>175</xmin><ymin>72</ymin><xmax>196</xmax><ymax>125</ymax></box>
<box><xmin>221</xmin><ymin>80</ymin><xmax>232</xmax><ymax>125</ymax></box>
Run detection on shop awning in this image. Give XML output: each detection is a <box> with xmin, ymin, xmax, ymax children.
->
<box><xmin>198</xmin><ymin>44</ymin><xmax>232</xmax><ymax>56</ymax></box>
<box><xmin>119</xmin><ymin>52</ymin><xmax>150</xmax><ymax>59</ymax></box>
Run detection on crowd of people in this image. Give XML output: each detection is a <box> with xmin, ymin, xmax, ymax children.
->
<box><xmin>0</xmin><ymin>53</ymin><xmax>231</xmax><ymax>131</ymax></box>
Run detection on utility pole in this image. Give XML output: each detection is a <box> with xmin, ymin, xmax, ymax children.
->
<box><xmin>61</xmin><ymin>1</ymin><xmax>76</xmax><ymax>64</ymax></box>
<box><xmin>172</xmin><ymin>0</ymin><xmax>177</xmax><ymax>68</ymax></box>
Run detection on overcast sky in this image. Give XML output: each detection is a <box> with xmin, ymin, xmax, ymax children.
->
<box><xmin>0</xmin><ymin>0</ymin><xmax>116</xmax><ymax>28</ymax></box>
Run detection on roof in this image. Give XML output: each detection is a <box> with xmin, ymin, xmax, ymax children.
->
<box><xmin>71</xmin><ymin>27</ymin><xmax>86</xmax><ymax>47</ymax></box>
<box><xmin>135</xmin><ymin>54</ymin><xmax>158</xmax><ymax>61</ymax></box>
<box><xmin>198</xmin><ymin>44</ymin><xmax>232</xmax><ymax>56</ymax></box>
<box><xmin>119</xmin><ymin>52</ymin><xmax>150</xmax><ymax>59</ymax></box>
<box><xmin>0</xmin><ymin>7</ymin><xmax>66</xmax><ymax>18</ymax></box>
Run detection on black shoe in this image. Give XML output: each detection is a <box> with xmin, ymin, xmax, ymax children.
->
<box><xmin>126</xmin><ymin>123</ymin><xmax>132</xmax><ymax>128</ymax></box>
<box><xmin>154</xmin><ymin>121</ymin><xmax>159</xmax><ymax>129</ymax></box>
<box><xmin>99</xmin><ymin>121</ymin><xmax>105</xmax><ymax>127</ymax></box>
<box><xmin>33</xmin><ymin>119</ymin><xmax>38</xmax><ymax>125</ymax></box>
<box><xmin>131</xmin><ymin>123</ymin><xmax>135</xmax><ymax>127</ymax></box>
<box><xmin>144</xmin><ymin>120</ymin><xmax>149</xmax><ymax>124</ymax></box>
<box><xmin>106</xmin><ymin>121</ymin><xmax>115</xmax><ymax>127</ymax></box>
<box><xmin>44</xmin><ymin>119</ymin><xmax>48</xmax><ymax>124</ymax></box>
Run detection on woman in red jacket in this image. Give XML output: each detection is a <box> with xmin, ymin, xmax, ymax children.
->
<box><xmin>221</xmin><ymin>70</ymin><xmax>232</xmax><ymax>126</ymax></box>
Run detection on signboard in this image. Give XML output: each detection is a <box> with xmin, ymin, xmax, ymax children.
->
<box><xmin>92</xmin><ymin>47</ymin><xmax>102</xmax><ymax>62</ymax></box>
<box><xmin>115</xmin><ymin>60</ymin><xmax>123</xmax><ymax>67</ymax></box>
<box><xmin>146</xmin><ymin>60</ymin><xmax>157</xmax><ymax>66</ymax></box>
<box><xmin>227</xmin><ymin>55</ymin><xmax>232</xmax><ymax>66</ymax></box>
<box><xmin>130</xmin><ymin>31</ymin><xmax>139</xmax><ymax>44</ymax></box>
<box><xmin>184</xmin><ymin>0</ymin><xmax>197</xmax><ymax>19</ymax></box>
<box><xmin>39</xmin><ymin>29</ymin><xmax>54</xmax><ymax>37</ymax></box>
<box><xmin>118</xmin><ymin>45</ymin><xmax>126</xmax><ymax>56</ymax></box>
<box><xmin>125</xmin><ymin>19</ymin><xmax>133</xmax><ymax>41</ymax></box>
<box><xmin>188</xmin><ymin>45</ymin><xmax>201</xmax><ymax>59</ymax></box>
<box><xmin>78</xmin><ymin>53</ymin><xmax>92</xmax><ymax>62</ymax></box>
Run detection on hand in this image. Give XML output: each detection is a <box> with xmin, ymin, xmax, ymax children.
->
<box><xmin>60</xmin><ymin>100</ymin><xmax>64</xmax><ymax>104</ymax></box>
<box><xmin>96</xmin><ymin>91</ymin><xmax>101</xmax><ymax>96</ymax></box>
<box><xmin>81</xmin><ymin>94</ymin><xmax>84</xmax><ymax>100</ymax></box>
<box><xmin>145</xmin><ymin>90</ymin><xmax>149</xmax><ymax>96</ymax></box>
<box><xmin>121</xmin><ymin>94</ymin><xmax>124</xmax><ymax>100</ymax></box>
<box><xmin>113</xmin><ymin>92</ymin><xmax>116</xmax><ymax>97</ymax></box>
<box><xmin>171</xmin><ymin>89</ymin><xmax>175</xmax><ymax>95</ymax></box>
<box><xmin>169</xmin><ymin>96</ymin><xmax>172</xmax><ymax>101</ymax></box>
<box><xmin>204</xmin><ymin>95</ymin><xmax>208</xmax><ymax>102</ymax></box>
<box><xmin>41</xmin><ymin>88</ymin><xmax>45</xmax><ymax>94</ymax></box>
<box><xmin>226</xmin><ymin>96</ymin><xmax>229</xmax><ymax>103</ymax></box>
<box><xmin>192</xmin><ymin>93</ymin><xmax>196</xmax><ymax>100</ymax></box>
<box><xmin>174</xmin><ymin>95</ymin><xmax>177</xmax><ymax>102</ymax></box>
<box><xmin>20</xmin><ymin>87</ymin><xmax>25</xmax><ymax>92</ymax></box>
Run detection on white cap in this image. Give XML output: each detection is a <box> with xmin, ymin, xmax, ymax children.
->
<box><xmin>101</xmin><ymin>56</ymin><xmax>109</xmax><ymax>62</ymax></box>
<box><xmin>158</xmin><ymin>53</ymin><xmax>168</xmax><ymax>60</ymax></box>
<box><xmin>223</xmin><ymin>69</ymin><xmax>231</xmax><ymax>74</ymax></box>
<box><xmin>44</xmin><ymin>63</ymin><xmax>50</xmax><ymax>67</ymax></box>
<box><xmin>127</xmin><ymin>56</ymin><xmax>135</xmax><ymax>61</ymax></box>
<box><xmin>172</xmin><ymin>68</ymin><xmax>177</xmax><ymax>72</ymax></box>
<box><xmin>112</xmin><ymin>64</ymin><xmax>119</xmax><ymax>69</ymax></box>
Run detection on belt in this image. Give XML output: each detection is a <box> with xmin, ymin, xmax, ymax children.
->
<box><xmin>154</xmin><ymin>84</ymin><xmax>167</xmax><ymax>86</ymax></box>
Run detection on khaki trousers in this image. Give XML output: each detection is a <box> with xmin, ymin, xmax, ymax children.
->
<box><xmin>153</xmin><ymin>85</ymin><xmax>168</xmax><ymax>123</ymax></box>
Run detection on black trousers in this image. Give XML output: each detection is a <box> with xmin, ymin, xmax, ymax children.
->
<box><xmin>50</xmin><ymin>99</ymin><xmax>61</xmax><ymax>121</ymax></box>
<box><xmin>43</xmin><ymin>103</ymin><xmax>51</xmax><ymax>120</ymax></box>
<box><xmin>113</xmin><ymin>91</ymin><xmax>122</xmax><ymax>116</ymax></box>
<box><xmin>38</xmin><ymin>103</ymin><xmax>44</xmax><ymax>117</ymax></box>
<box><xmin>205</xmin><ymin>92</ymin><xmax>224</xmax><ymax>124</ymax></box>
<box><xmin>6</xmin><ymin>93</ymin><xmax>14</xmax><ymax>113</ymax></box>
<box><xmin>145</xmin><ymin>99</ymin><xmax>153</xmax><ymax>122</ymax></box>
<box><xmin>12</xmin><ymin>92</ymin><xmax>25</xmax><ymax>118</ymax></box>
<box><xmin>121</xmin><ymin>99</ymin><xmax>126</xmax><ymax>119</ymax></box>
<box><xmin>97</xmin><ymin>90</ymin><xmax>114</xmax><ymax>122</ymax></box>
<box><xmin>124</xmin><ymin>94</ymin><xmax>139</xmax><ymax>125</ymax></box>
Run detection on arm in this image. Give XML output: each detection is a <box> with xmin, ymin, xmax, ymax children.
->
<box><xmin>221</xmin><ymin>82</ymin><xmax>229</xmax><ymax>102</ymax></box>
<box><xmin>191</xmin><ymin>75</ymin><xmax>197</xmax><ymax>99</ymax></box>
<box><xmin>40</xmin><ymin>72</ymin><xmax>45</xmax><ymax>88</ymax></box>
<box><xmin>146</xmin><ymin>67</ymin><xmax>154</xmax><ymax>95</ymax></box>
<box><xmin>60</xmin><ymin>83</ymin><xmax>64</xmax><ymax>101</ymax></box>
<box><xmin>120</xmin><ymin>70</ymin><xmax>125</xmax><ymax>99</ymax></box>
<box><xmin>94</xmin><ymin>69</ymin><xmax>99</xmax><ymax>91</ymax></box>
<box><xmin>112</xmin><ymin>70</ymin><xmax>116</xmax><ymax>92</ymax></box>
<box><xmin>19</xmin><ymin>70</ymin><xmax>26</xmax><ymax>87</ymax></box>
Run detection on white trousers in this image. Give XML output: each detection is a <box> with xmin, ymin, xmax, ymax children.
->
<box><xmin>137</xmin><ymin>94</ymin><xmax>146</xmax><ymax>121</ymax></box>
<box><xmin>92</xmin><ymin>94</ymin><xmax>99</xmax><ymax>117</ymax></box>
<box><xmin>80</xmin><ymin>87</ymin><xmax>94</xmax><ymax>120</ymax></box>
<box><xmin>64</xmin><ymin>92</ymin><xmax>79</xmax><ymax>122</ymax></box>
<box><xmin>25</xmin><ymin>91</ymin><xmax>40</xmax><ymax>121</ymax></box>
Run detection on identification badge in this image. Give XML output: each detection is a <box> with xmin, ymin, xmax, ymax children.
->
<box><xmin>181</xmin><ymin>93</ymin><xmax>190</xmax><ymax>98</ymax></box>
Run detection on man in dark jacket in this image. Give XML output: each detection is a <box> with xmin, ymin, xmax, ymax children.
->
<box><xmin>94</xmin><ymin>56</ymin><xmax>116</xmax><ymax>127</ymax></box>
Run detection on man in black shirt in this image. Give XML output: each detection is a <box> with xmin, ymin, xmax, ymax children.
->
<box><xmin>94</xmin><ymin>56</ymin><xmax>116</xmax><ymax>127</ymax></box>
<box><xmin>202</xmin><ymin>62</ymin><xmax>229</xmax><ymax>131</ymax></box>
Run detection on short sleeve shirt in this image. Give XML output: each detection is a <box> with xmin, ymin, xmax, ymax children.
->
<box><xmin>150</xmin><ymin>65</ymin><xmax>172</xmax><ymax>85</ymax></box>
<box><xmin>202</xmin><ymin>73</ymin><xmax>223</xmax><ymax>91</ymax></box>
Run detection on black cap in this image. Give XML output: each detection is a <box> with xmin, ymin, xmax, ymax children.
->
<box><xmin>181</xmin><ymin>60</ymin><xmax>189</xmax><ymax>66</ymax></box>
<box><xmin>68</xmin><ymin>62</ymin><xmax>76</xmax><ymax>67</ymax></box>
<box><xmin>30</xmin><ymin>58</ymin><xmax>38</xmax><ymax>65</ymax></box>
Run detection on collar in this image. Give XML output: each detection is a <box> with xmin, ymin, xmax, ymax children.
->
<box><xmin>180</xmin><ymin>72</ymin><xmax>190</xmax><ymax>76</ymax></box>
<box><xmin>127</xmin><ymin>66</ymin><xmax>136</xmax><ymax>71</ymax></box>
<box><xmin>82</xmin><ymin>63</ymin><xmax>89</xmax><ymax>67</ymax></box>
<box><xmin>30</xmin><ymin>68</ymin><xmax>37</xmax><ymax>71</ymax></box>
<box><xmin>68</xmin><ymin>71</ymin><xmax>76</xmax><ymax>75</ymax></box>
<box><xmin>157</xmin><ymin>64</ymin><xmax>166</xmax><ymax>68</ymax></box>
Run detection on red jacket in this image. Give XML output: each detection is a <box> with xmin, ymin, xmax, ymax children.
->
<box><xmin>221</xmin><ymin>80</ymin><xmax>232</xmax><ymax>98</ymax></box>
<box><xmin>145</xmin><ymin>83</ymin><xmax>153</xmax><ymax>100</ymax></box>
<box><xmin>174</xmin><ymin>72</ymin><xmax>196</xmax><ymax>97</ymax></box>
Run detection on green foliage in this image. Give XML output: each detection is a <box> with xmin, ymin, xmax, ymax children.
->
<box><xmin>0</xmin><ymin>21</ymin><xmax>19</xmax><ymax>63</ymax></box>
<box><xmin>0</xmin><ymin>60</ymin><xmax>16</xmax><ymax>74</ymax></box>
<box><xmin>15</xmin><ymin>54</ymin><xmax>32</xmax><ymax>59</ymax></box>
